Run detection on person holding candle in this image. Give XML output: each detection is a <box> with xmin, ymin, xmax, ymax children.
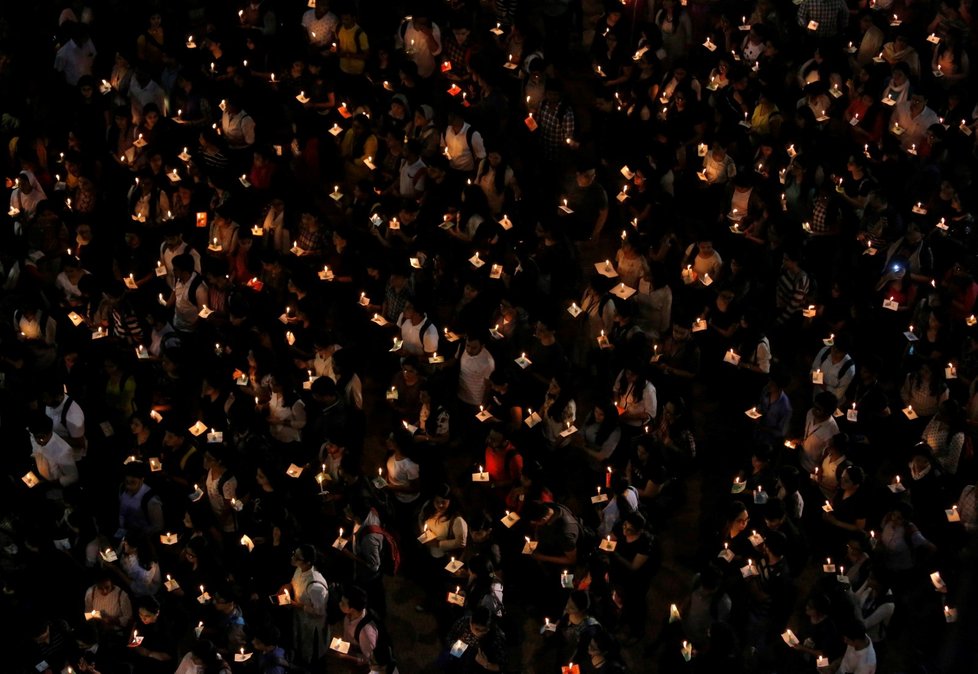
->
<box><xmin>285</xmin><ymin>544</ymin><xmax>330</xmax><ymax>668</ymax></box>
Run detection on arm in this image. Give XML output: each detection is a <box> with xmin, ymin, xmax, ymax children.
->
<box><xmin>439</xmin><ymin>517</ymin><xmax>468</xmax><ymax>552</ymax></box>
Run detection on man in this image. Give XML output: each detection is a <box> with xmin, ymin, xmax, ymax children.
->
<box><xmin>168</xmin><ymin>253</ymin><xmax>208</xmax><ymax>332</ymax></box>
<box><xmin>118</xmin><ymin>461</ymin><xmax>164</xmax><ymax>537</ymax></box>
<box><xmin>564</xmin><ymin>159</ymin><xmax>608</xmax><ymax>242</ymax></box>
<box><xmin>797</xmin><ymin>0</ymin><xmax>848</xmax><ymax>40</ymax></box>
<box><xmin>442</xmin><ymin>106</ymin><xmax>486</xmax><ymax>175</ymax></box>
<box><xmin>210</xmin><ymin>588</ymin><xmax>247</xmax><ymax>655</ymax></box>
<box><xmin>54</xmin><ymin>23</ymin><xmax>96</xmax><ymax>86</ymax></box>
<box><xmin>537</xmin><ymin>79</ymin><xmax>575</xmax><ymax>162</ymax></box>
<box><xmin>396</xmin><ymin>139</ymin><xmax>427</xmax><ymax>199</ymax></box>
<box><xmin>307</xmin><ymin>377</ymin><xmax>349</xmax><ymax>448</ymax></box>
<box><xmin>28</xmin><ymin>413</ymin><xmax>79</xmax><ymax>489</ymax></box>
<box><xmin>159</xmin><ymin>225</ymin><xmax>201</xmax><ymax>287</ymax></box>
<box><xmin>457</xmin><ymin>333</ymin><xmax>495</xmax><ymax>411</ymax></box>
<box><xmin>396</xmin><ymin>300</ymin><xmax>438</xmax><ymax>358</ymax></box>
<box><xmin>774</xmin><ymin>246</ymin><xmax>811</xmax><ymax>327</ymax></box>
<box><xmin>890</xmin><ymin>91</ymin><xmax>941</xmax><ymax>151</ymax></box>
<box><xmin>398</xmin><ymin>13</ymin><xmax>442</xmax><ymax>79</ymax></box>
<box><xmin>837</xmin><ymin>623</ymin><xmax>877</xmax><ymax>673</ymax></box>
<box><xmin>220</xmin><ymin>97</ymin><xmax>256</xmax><ymax>151</ymax></box>
<box><xmin>523</xmin><ymin>500</ymin><xmax>580</xmax><ymax>568</ymax></box>
<box><xmin>302</xmin><ymin>0</ymin><xmax>339</xmax><ymax>50</ymax></box>
<box><xmin>810</xmin><ymin>333</ymin><xmax>856</xmax><ymax>402</ymax></box>
<box><xmin>337</xmin><ymin>9</ymin><xmax>370</xmax><ymax>78</ymax></box>
<box><xmin>42</xmin><ymin>381</ymin><xmax>87</xmax><ymax>459</ymax></box>
<box><xmin>252</xmin><ymin>625</ymin><xmax>289</xmax><ymax>674</ymax></box>
<box><xmin>336</xmin><ymin>585</ymin><xmax>379</xmax><ymax>670</ymax></box>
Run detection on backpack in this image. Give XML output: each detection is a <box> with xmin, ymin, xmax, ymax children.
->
<box><xmin>353</xmin><ymin>609</ymin><xmax>397</xmax><ymax>671</ymax></box>
<box><xmin>361</xmin><ymin>524</ymin><xmax>401</xmax><ymax>575</ymax></box>
<box><xmin>818</xmin><ymin>348</ymin><xmax>853</xmax><ymax>381</ymax></box>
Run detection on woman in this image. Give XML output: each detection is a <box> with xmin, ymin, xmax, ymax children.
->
<box><xmin>714</xmin><ymin>500</ymin><xmax>752</xmax><ymax>563</ymax></box>
<box><xmin>878</xmin><ymin>502</ymin><xmax>936</xmax><ymax>587</ymax></box>
<box><xmin>627</xmin><ymin>436</ymin><xmax>670</xmax><ymax>506</ymax></box>
<box><xmin>614</xmin><ymin>234</ymin><xmax>650</xmax><ymax>290</ymax></box>
<box><xmin>900</xmin><ymin>360</ymin><xmax>949</xmax><ymax>420</ymax></box>
<box><xmin>264</xmin><ymin>372</ymin><xmax>307</xmax><ymax>445</ymax></box>
<box><xmin>655</xmin><ymin>0</ymin><xmax>692</xmax><ymax>65</ymax></box>
<box><xmin>823</xmin><ymin>466</ymin><xmax>870</xmax><ymax>548</ymax></box>
<box><xmin>607</xmin><ymin>512</ymin><xmax>656</xmax><ymax>637</ymax></box>
<box><xmin>475</xmin><ymin>145</ymin><xmax>520</xmax><ymax>217</ymax></box>
<box><xmin>551</xmin><ymin>590</ymin><xmax>602</xmax><ymax>666</ymax></box>
<box><xmin>127</xmin><ymin>411</ymin><xmax>158</xmax><ymax>460</ymax></box>
<box><xmin>539</xmin><ymin>376</ymin><xmax>578</xmax><ymax>450</ymax></box>
<box><xmin>111</xmin><ymin>535</ymin><xmax>161</xmax><ymax>597</ymax></box>
<box><xmin>651</xmin><ymin>398</ymin><xmax>695</xmax><ymax>476</ymax></box>
<box><xmin>612</xmin><ymin>366</ymin><xmax>657</xmax><ymax>433</ymax></box>
<box><xmin>136</xmin><ymin>12</ymin><xmax>167</xmax><ymax>71</ymax></box>
<box><xmin>419</xmin><ymin>483</ymin><xmax>468</xmax><ymax>566</ymax></box>
<box><xmin>284</xmin><ymin>544</ymin><xmax>329</xmax><ymax>668</ymax></box>
<box><xmin>921</xmin><ymin>399</ymin><xmax>965</xmax><ymax>475</ymax></box>
<box><xmin>463</xmin><ymin>555</ymin><xmax>504</xmax><ymax>617</ymax></box>
<box><xmin>578</xmin><ymin>402</ymin><xmax>622</xmax><ymax>466</ymax></box>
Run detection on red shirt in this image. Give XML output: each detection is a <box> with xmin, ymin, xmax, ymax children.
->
<box><xmin>485</xmin><ymin>443</ymin><xmax>522</xmax><ymax>485</ymax></box>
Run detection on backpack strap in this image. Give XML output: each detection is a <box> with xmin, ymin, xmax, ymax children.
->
<box><xmin>60</xmin><ymin>396</ymin><xmax>74</xmax><ymax>430</ymax></box>
<box><xmin>187</xmin><ymin>273</ymin><xmax>205</xmax><ymax>307</ymax></box>
<box><xmin>361</xmin><ymin>524</ymin><xmax>401</xmax><ymax>574</ymax></box>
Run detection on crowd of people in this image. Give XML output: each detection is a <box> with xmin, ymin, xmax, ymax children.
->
<box><xmin>2</xmin><ymin>0</ymin><xmax>978</xmax><ymax>672</ymax></box>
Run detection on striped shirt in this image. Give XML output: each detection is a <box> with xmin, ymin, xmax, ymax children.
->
<box><xmin>775</xmin><ymin>267</ymin><xmax>810</xmax><ymax>324</ymax></box>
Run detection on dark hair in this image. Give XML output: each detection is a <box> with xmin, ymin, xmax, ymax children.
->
<box><xmin>342</xmin><ymin>584</ymin><xmax>368</xmax><ymax>611</ymax></box>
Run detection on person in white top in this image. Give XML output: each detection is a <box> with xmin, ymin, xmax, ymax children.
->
<box><xmin>398</xmin><ymin>140</ymin><xmax>427</xmax><ymax>198</ymax></box>
<box><xmin>457</xmin><ymin>334</ymin><xmax>495</xmax><ymax>407</ymax></box>
<box><xmin>442</xmin><ymin>108</ymin><xmax>486</xmax><ymax>173</ymax></box>
<box><xmin>43</xmin><ymin>385</ymin><xmax>87</xmax><ymax>458</ymax></box>
<box><xmin>54</xmin><ymin>24</ymin><xmax>97</xmax><ymax>86</ymax></box>
<box><xmin>396</xmin><ymin>301</ymin><xmax>439</xmax><ymax>357</ymax></box>
<box><xmin>612</xmin><ymin>366</ymin><xmax>657</xmax><ymax>427</ymax></box>
<box><xmin>397</xmin><ymin>14</ymin><xmax>442</xmax><ymax>79</ymax></box>
<box><xmin>285</xmin><ymin>544</ymin><xmax>330</xmax><ymax>666</ymax></box>
<box><xmin>302</xmin><ymin>0</ymin><xmax>338</xmax><ymax>48</ymax></box>
<box><xmin>9</xmin><ymin>171</ymin><xmax>47</xmax><ymax>221</ymax></box>
<box><xmin>28</xmin><ymin>414</ymin><xmax>79</xmax><ymax>488</ymax></box>
<box><xmin>419</xmin><ymin>484</ymin><xmax>468</xmax><ymax>559</ymax></box>
<box><xmin>221</xmin><ymin>98</ymin><xmax>256</xmax><ymax>150</ymax></box>
<box><xmin>168</xmin><ymin>254</ymin><xmax>208</xmax><ymax>332</ymax></box>
<box><xmin>792</xmin><ymin>392</ymin><xmax>840</xmax><ymax>474</ymax></box>
<box><xmin>811</xmin><ymin>336</ymin><xmax>856</xmax><ymax>402</ymax></box>
<box><xmin>159</xmin><ymin>228</ymin><xmax>201</xmax><ymax>287</ymax></box>
<box><xmin>838</xmin><ymin>626</ymin><xmax>877</xmax><ymax>673</ymax></box>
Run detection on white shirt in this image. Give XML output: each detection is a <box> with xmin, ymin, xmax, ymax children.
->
<box><xmin>397</xmin><ymin>313</ymin><xmax>439</xmax><ymax>356</ymax></box>
<box><xmin>173</xmin><ymin>272</ymin><xmax>208</xmax><ymax>331</ymax></box>
<box><xmin>302</xmin><ymin>9</ymin><xmax>338</xmax><ymax>46</ymax></box>
<box><xmin>222</xmin><ymin>110</ymin><xmax>256</xmax><ymax>149</ymax></box>
<box><xmin>891</xmin><ymin>102</ymin><xmax>940</xmax><ymax>150</ymax></box>
<box><xmin>443</xmin><ymin>123</ymin><xmax>486</xmax><ymax>172</ymax></box>
<box><xmin>399</xmin><ymin>157</ymin><xmax>427</xmax><ymax>198</ymax></box>
<box><xmin>386</xmin><ymin>455</ymin><xmax>420</xmax><ymax>503</ymax></box>
<box><xmin>811</xmin><ymin>347</ymin><xmax>855</xmax><ymax>400</ymax></box>
<box><xmin>839</xmin><ymin>641</ymin><xmax>877</xmax><ymax>674</ymax></box>
<box><xmin>401</xmin><ymin>21</ymin><xmax>442</xmax><ymax>78</ymax></box>
<box><xmin>54</xmin><ymin>38</ymin><xmax>97</xmax><ymax>86</ymax></box>
<box><xmin>159</xmin><ymin>241</ymin><xmax>201</xmax><ymax>287</ymax></box>
<box><xmin>800</xmin><ymin>411</ymin><xmax>838</xmax><ymax>474</ymax></box>
<box><xmin>458</xmin><ymin>348</ymin><xmax>495</xmax><ymax>405</ymax></box>
<box><xmin>46</xmin><ymin>396</ymin><xmax>86</xmax><ymax>445</ymax></box>
<box><xmin>31</xmin><ymin>433</ymin><xmax>78</xmax><ymax>486</ymax></box>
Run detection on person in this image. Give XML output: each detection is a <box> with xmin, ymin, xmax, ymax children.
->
<box><xmin>28</xmin><ymin>412</ymin><xmax>79</xmax><ymax>489</ymax></box>
<box><xmin>83</xmin><ymin>571</ymin><xmax>133</xmax><ymax>641</ymax></box>
<box><xmin>837</xmin><ymin>623</ymin><xmax>878</xmax><ymax>674</ymax></box>
<box><xmin>337</xmin><ymin>584</ymin><xmax>398</xmax><ymax>672</ymax></box>
<box><xmin>284</xmin><ymin>544</ymin><xmax>329</xmax><ymax>668</ymax></box>
<box><xmin>444</xmin><ymin>606</ymin><xmax>507</xmax><ymax>673</ymax></box>
<box><xmin>118</xmin><ymin>460</ymin><xmax>164</xmax><ymax>536</ymax></box>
